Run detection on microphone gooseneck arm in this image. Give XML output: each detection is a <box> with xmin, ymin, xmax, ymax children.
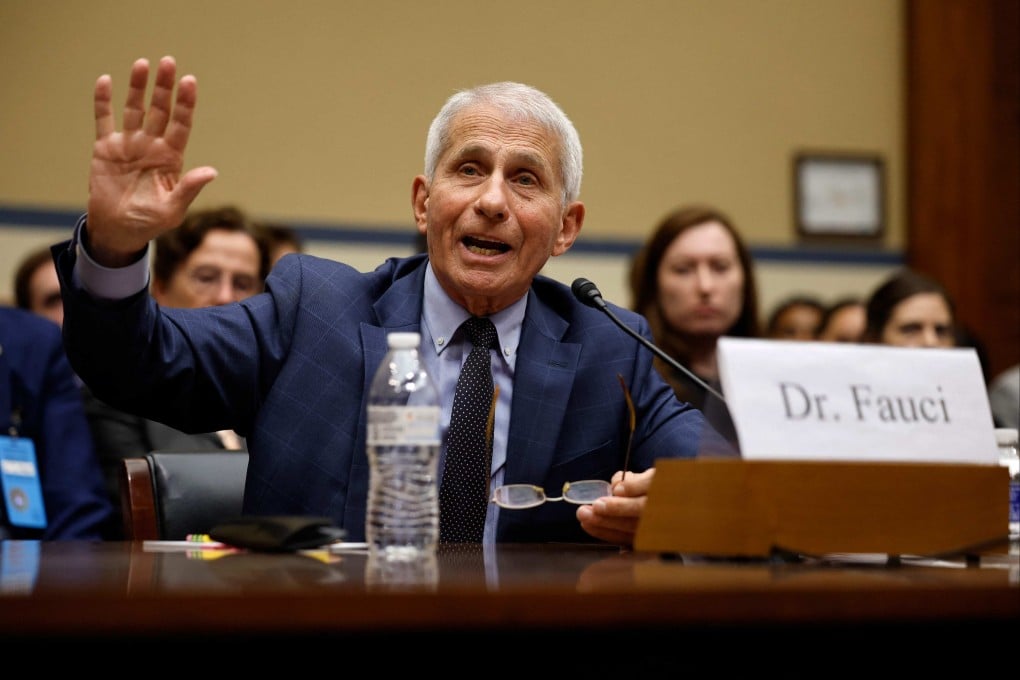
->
<box><xmin>571</xmin><ymin>278</ymin><xmax>727</xmax><ymax>404</ymax></box>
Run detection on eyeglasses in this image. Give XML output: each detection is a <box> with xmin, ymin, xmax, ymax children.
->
<box><xmin>186</xmin><ymin>266</ymin><xmax>260</xmax><ymax>298</ymax></box>
<box><xmin>617</xmin><ymin>373</ymin><xmax>635</xmax><ymax>483</ymax></box>
<box><xmin>488</xmin><ymin>375</ymin><xmax>630</xmax><ymax>511</ymax></box>
<box><xmin>490</xmin><ymin>480</ymin><xmax>613</xmax><ymax>510</ymax></box>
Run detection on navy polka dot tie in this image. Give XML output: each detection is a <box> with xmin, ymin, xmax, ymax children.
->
<box><xmin>440</xmin><ymin>316</ymin><xmax>497</xmax><ymax>543</ymax></box>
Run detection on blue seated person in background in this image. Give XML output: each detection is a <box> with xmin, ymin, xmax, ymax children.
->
<box><xmin>54</xmin><ymin>56</ymin><xmax>733</xmax><ymax>546</ymax></box>
<box><xmin>0</xmin><ymin>306</ymin><xmax>114</xmax><ymax>540</ymax></box>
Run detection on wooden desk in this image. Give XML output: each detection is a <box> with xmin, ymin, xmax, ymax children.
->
<box><xmin>1</xmin><ymin>541</ymin><xmax>1017</xmax><ymax>666</ymax></box>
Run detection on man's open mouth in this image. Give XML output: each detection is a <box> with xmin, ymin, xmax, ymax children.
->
<box><xmin>463</xmin><ymin>236</ymin><xmax>510</xmax><ymax>256</ymax></box>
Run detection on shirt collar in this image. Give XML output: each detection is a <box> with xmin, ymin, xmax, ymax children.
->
<box><xmin>421</xmin><ymin>262</ymin><xmax>525</xmax><ymax>364</ymax></box>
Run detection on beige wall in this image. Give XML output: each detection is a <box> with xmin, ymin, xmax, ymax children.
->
<box><xmin>0</xmin><ymin>0</ymin><xmax>903</xmax><ymax>311</ymax></box>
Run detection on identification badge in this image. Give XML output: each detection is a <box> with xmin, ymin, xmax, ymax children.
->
<box><xmin>0</xmin><ymin>436</ymin><xmax>47</xmax><ymax>529</ymax></box>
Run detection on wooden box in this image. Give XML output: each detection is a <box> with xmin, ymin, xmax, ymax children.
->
<box><xmin>634</xmin><ymin>459</ymin><xmax>1009</xmax><ymax>558</ymax></box>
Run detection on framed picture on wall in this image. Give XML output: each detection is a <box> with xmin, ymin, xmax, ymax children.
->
<box><xmin>794</xmin><ymin>153</ymin><xmax>885</xmax><ymax>240</ymax></box>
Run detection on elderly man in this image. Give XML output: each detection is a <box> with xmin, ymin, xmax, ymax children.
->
<box><xmin>54</xmin><ymin>56</ymin><xmax>730</xmax><ymax>546</ymax></box>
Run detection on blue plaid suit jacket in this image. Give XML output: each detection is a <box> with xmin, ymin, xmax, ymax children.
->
<box><xmin>55</xmin><ymin>237</ymin><xmax>729</xmax><ymax>542</ymax></box>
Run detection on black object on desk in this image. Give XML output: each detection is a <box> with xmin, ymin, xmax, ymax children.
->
<box><xmin>210</xmin><ymin>515</ymin><xmax>345</xmax><ymax>552</ymax></box>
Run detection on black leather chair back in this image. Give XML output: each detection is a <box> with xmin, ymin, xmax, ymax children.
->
<box><xmin>146</xmin><ymin>451</ymin><xmax>248</xmax><ymax>540</ymax></box>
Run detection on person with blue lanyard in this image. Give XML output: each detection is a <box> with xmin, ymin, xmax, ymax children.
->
<box><xmin>0</xmin><ymin>305</ymin><xmax>114</xmax><ymax>540</ymax></box>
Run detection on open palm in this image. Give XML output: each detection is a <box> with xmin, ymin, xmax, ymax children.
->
<box><xmin>87</xmin><ymin>56</ymin><xmax>217</xmax><ymax>266</ymax></box>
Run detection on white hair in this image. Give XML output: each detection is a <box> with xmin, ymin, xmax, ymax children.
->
<box><xmin>423</xmin><ymin>82</ymin><xmax>583</xmax><ymax>206</ymax></box>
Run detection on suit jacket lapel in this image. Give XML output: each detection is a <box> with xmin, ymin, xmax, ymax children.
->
<box><xmin>503</xmin><ymin>290</ymin><xmax>580</xmax><ymax>487</ymax></box>
<box><xmin>361</xmin><ymin>260</ymin><xmax>428</xmax><ymax>396</ymax></box>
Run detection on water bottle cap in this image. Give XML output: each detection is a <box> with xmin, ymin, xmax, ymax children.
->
<box><xmin>387</xmin><ymin>332</ymin><xmax>421</xmax><ymax>349</ymax></box>
<box><xmin>995</xmin><ymin>428</ymin><xmax>1018</xmax><ymax>447</ymax></box>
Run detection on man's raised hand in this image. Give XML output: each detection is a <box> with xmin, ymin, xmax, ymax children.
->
<box><xmin>87</xmin><ymin>56</ymin><xmax>217</xmax><ymax>266</ymax></box>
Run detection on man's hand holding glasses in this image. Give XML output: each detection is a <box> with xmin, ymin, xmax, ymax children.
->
<box><xmin>574</xmin><ymin>468</ymin><xmax>655</xmax><ymax>549</ymax></box>
<box><xmin>491</xmin><ymin>373</ymin><xmax>651</xmax><ymax>548</ymax></box>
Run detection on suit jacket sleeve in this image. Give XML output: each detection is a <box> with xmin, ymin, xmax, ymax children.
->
<box><xmin>52</xmin><ymin>227</ymin><xmax>288</xmax><ymax>438</ymax></box>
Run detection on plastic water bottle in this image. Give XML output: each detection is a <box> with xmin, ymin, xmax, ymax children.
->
<box><xmin>365</xmin><ymin>332</ymin><xmax>441</xmax><ymax>560</ymax></box>
<box><xmin>994</xmin><ymin>428</ymin><xmax>1019</xmax><ymax>548</ymax></box>
<box><xmin>366</xmin><ymin>550</ymin><xmax>439</xmax><ymax>592</ymax></box>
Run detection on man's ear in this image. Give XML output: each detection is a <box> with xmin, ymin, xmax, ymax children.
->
<box><xmin>411</xmin><ymin>175</ymin><xmax>429</xmax><ymax>229</ymax></box>
<box><xmin>552</xmin><ymin>201</ymin><xmax>585</xmax><ymax>257</ymax></box>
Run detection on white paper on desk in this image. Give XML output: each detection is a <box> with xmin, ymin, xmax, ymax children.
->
<box><xmin>717</xmin><ymin>338</ymin><xmax>998</xmax><ymax>464</ymax></box>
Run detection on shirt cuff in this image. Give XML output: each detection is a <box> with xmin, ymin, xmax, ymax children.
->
<box><xmin>73</xmin><ymin>214</ymin><xmax>150</xmax><ymax>300</ymax></box>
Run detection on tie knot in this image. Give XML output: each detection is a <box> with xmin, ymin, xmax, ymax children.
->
<box><xmin>463</xmin><ymin>317</ymin><xmax>497</xmax><ymax>350</ymax></box>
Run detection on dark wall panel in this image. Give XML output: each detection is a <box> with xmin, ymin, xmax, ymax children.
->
<box><xmin>907</xmin><ymin>0</ymin><xmax>1020</xmax><ymax>379</ymax></box>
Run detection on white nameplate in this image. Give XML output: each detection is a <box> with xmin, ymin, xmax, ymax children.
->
<box><xmin>716</xmin><ymin>337</ymin><xmax>998</xmax><ymax>464</ymax></box>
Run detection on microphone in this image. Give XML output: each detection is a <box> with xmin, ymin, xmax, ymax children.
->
<box><xmin>571</xmin><ymin>277</ymin><xmax>726</xmax><ymax>403</ymax></box>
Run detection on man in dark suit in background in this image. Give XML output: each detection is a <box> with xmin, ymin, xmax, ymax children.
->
<box><xmin>0</xmin><ymin>306</ymin><xmax>114</xmax><ymax>540</ymax></box>
<box><xmin>54</xmin><ymin>56</ymin><xmax>730</xmax><ymax>545</ymax></box>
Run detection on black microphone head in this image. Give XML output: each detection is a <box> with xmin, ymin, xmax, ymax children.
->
<box><xmin>571</xmin><ymin>277</ymin><xmax>606</xmax><ymax>309</ymax></box>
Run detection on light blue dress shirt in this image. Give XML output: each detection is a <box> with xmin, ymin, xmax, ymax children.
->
<box><xmin>420</xmin><ymin>263</ymin><xmax>523</xmax><ymax>544</ymax></box>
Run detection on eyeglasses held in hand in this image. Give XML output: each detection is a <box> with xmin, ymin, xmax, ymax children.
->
<box><xmin>617</xmin><ymin>373</ymin><xmax>635</xmax><ymax>483</ymax></box>
<box><xmin>490</xmin><ymin>480</ymin><xmax>613</xmax><ymax>510</ymax></box>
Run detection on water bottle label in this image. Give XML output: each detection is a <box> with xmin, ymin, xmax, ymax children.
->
<box><xmin>1009</xmin><ymin>481</ymin><xmax>1019</xmax><ymax>523</ymax></box>
<box><xmin>367</xmin><ymin>405</ymin><xmax>441</xmax><ymax>445</ymax></box>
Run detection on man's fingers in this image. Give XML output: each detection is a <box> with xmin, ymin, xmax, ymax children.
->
<box><xmin>123</xmin><ymin>58</ymin><xmax>150</xmax><ymax>133</ymax></box>
<box><xmin>164</xmin><ymin>75</ymin><xmax>198</xmax><ymax>153</ymax></box>
<box><xmin>94</xmin><ymin>75</ymin><xmax>114</xmax><ymax>139</ymax></box>
<box><xmin>596</xmin><ymin>495</ymin><xmax>645</xmax><ymax>519</ymax></box>
<box><xmin>173</xmin><ymin>166</ymin><xmax>219</xmax><ymax>209</ymax></box>
<box><xmin>578</xmin><ymin>510</ymin><xmax>637</xmax><ymax>546</ymax></box>
<box><xmin>613</xmin><ymin>467</ymin><xmax>655</xmax><ymax>496</ymax></box>
<box><xmin>587</xmin><ymin>526</ymin><xmax>635</xmax><ymax>546</ymax></box>
<box><xmin>143</xmin><ymin>56</ymin><xmax>177</xmax><ymax>137</ymax></box>
<box><xmin>101</xmin><ymin>56</ymin><xmax>197</xmax><ymax>154</ymax></box>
